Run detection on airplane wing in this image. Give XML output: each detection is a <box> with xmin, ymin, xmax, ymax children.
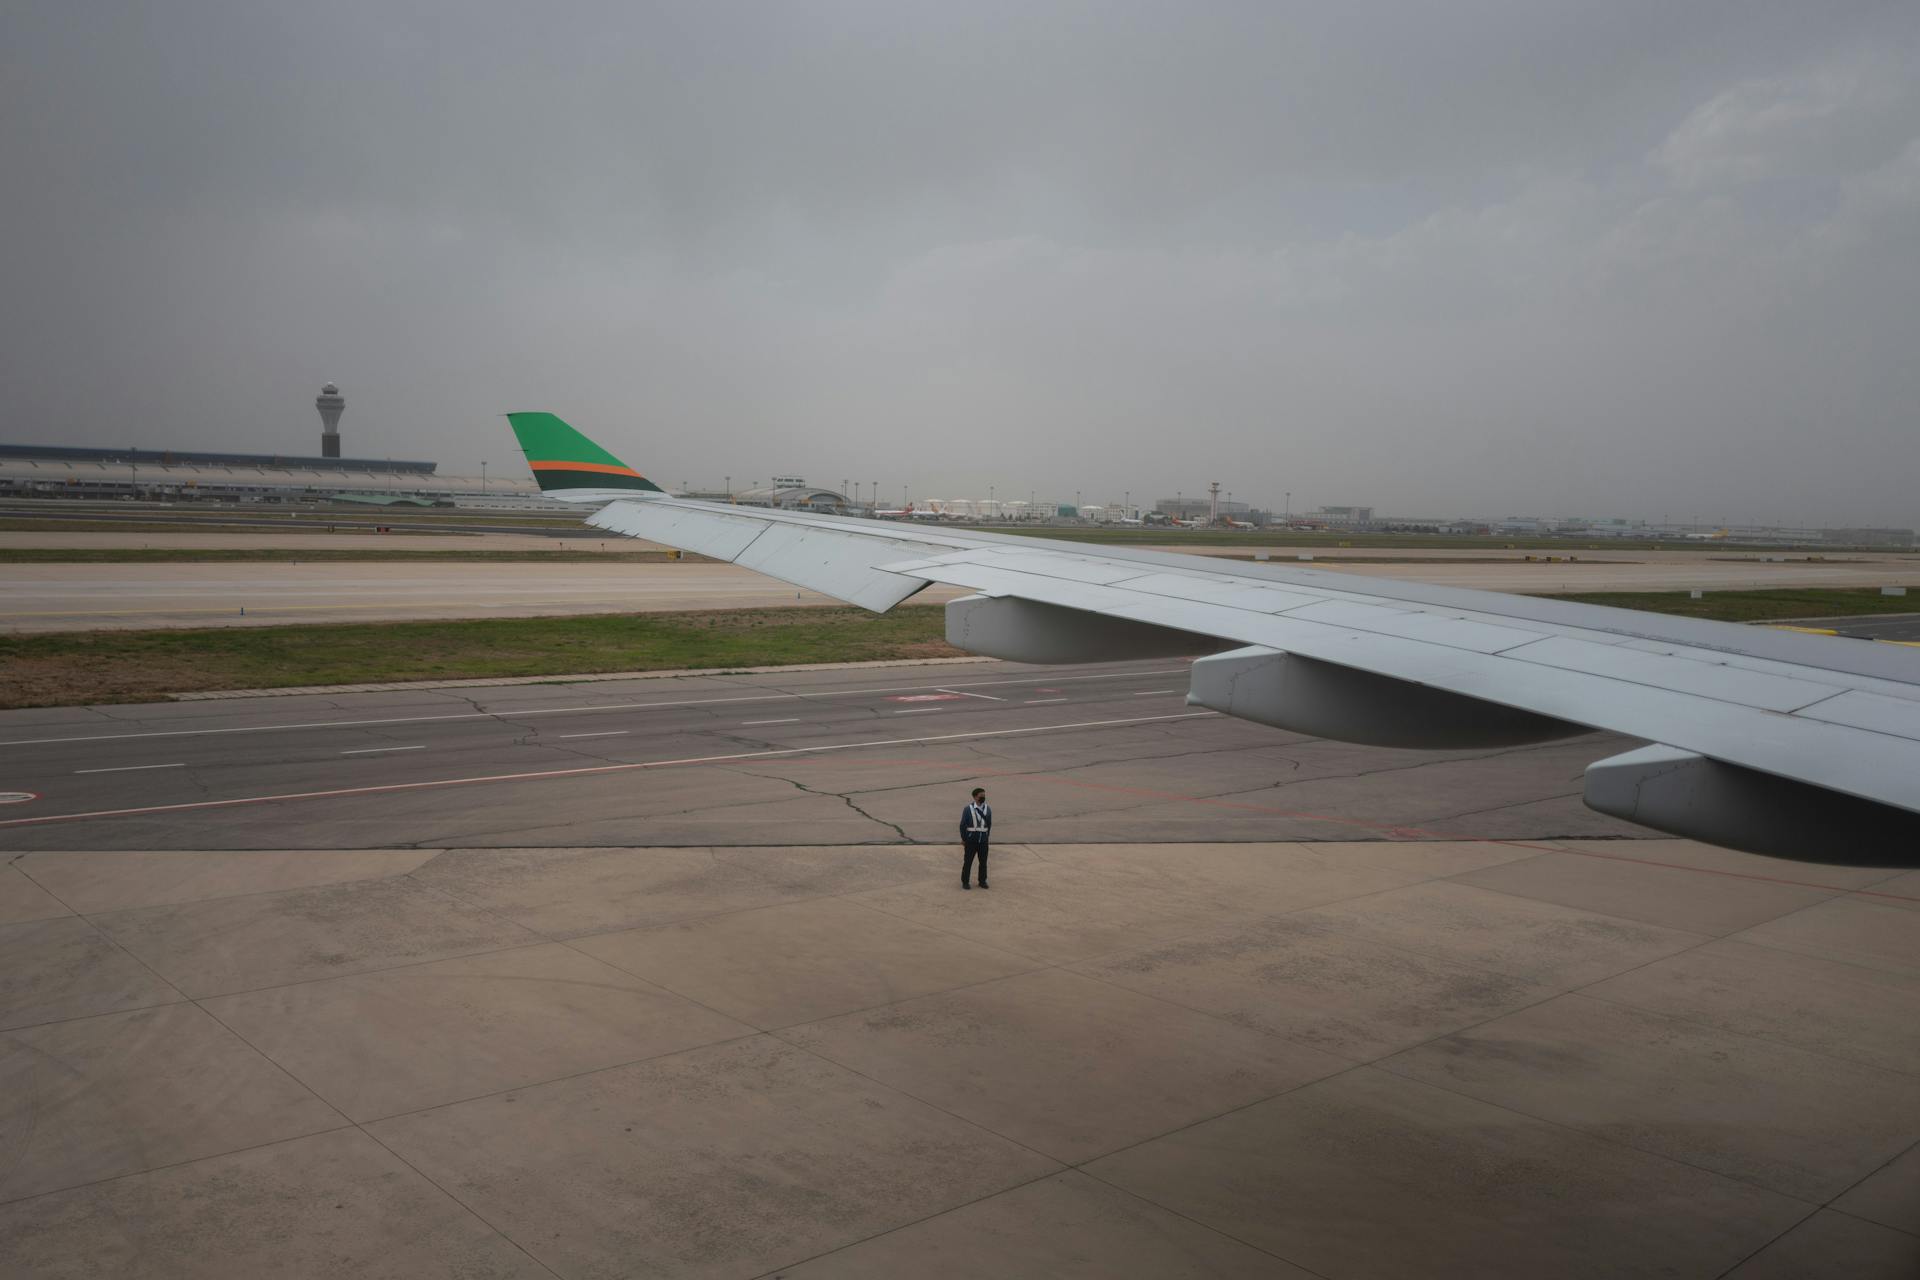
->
<box><xmin>509</xmin><ymin>413</ymin><xmax>1920</xmax><ymax>866</ymax></box>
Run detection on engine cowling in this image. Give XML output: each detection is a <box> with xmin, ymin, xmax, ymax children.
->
<box><xmin>1185</xmin><ymin>644</ymin><xmax>1585</xmax><ymax>749</ymax></box>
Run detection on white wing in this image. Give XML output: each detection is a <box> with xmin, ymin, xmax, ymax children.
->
<box><xmin>586</xmin><ymin>493</ymin><xmax>1920</xmax><ymax>867</ymax></box>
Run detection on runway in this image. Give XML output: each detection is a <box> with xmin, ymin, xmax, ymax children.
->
<box><xmin>0</xmin><ymin>659</ymin><xmax>1637</xmax><ymax>851</ymax></box>
<box><xmin>5</xmin><ymin>541</ymin><xmax>1916</xmax><ymax>631</ymax></box>
<box><xmin>0</xmin><ymin>561</ymin><xmax>972</xmax><ymax>631</ymax></box>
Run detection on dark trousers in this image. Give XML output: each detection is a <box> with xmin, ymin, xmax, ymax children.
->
<box><xmin>962</xmin><ymin>839</ymin><xmax>989</xmax><ymax>886</ymax></box>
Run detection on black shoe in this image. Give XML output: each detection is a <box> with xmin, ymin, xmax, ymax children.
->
<box><xmin>961</xmin><ymin>882</ymin><xmax>972</xmax><ymax>890</ymax></box>
<box><xmin>978</xmin><ymin>882</ymin><xmax>990</xmax><ymax>889</ymax></box>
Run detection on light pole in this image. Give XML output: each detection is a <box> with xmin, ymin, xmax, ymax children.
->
<box><xmin>481</xmin><ymin>460</ymin><xmax>487</xmax><ymax>495</ymax></box>
<box><xmin>989</xmin><ymin>484</ymin><xmax>995</xmax><ymax>519</ymax></box>
<box><xmin>1285</xmin><ymin>491</ymin><xmax>1291</xmax><ymax>524</ymax></box>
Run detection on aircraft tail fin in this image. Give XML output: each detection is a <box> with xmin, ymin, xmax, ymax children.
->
<box><xmin>505</xmin><ymin>412</ymin><xmax>666</xmax><ymax>498</ymax></box>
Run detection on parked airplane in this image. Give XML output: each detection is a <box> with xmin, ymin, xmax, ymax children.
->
<box><xmin>508</xmin><ymin>412</ymin><xmax>1920</xmax><ymax>866</ymax></box>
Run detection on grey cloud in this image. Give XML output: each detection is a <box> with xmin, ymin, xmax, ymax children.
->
<box><xmin>1</xmin><ymin>2</ymin><xmax>1915</xmax><ymax>524</ymax></box>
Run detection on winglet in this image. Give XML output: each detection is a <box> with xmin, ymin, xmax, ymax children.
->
<box><xmin>505</xmin><ymin>412</ymin><xmax>666</xmax><ymax>495</ymax></box>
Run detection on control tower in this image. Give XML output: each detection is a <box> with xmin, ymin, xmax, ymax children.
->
<box><xmin>315</xmin><ymin>382</ymin><xmax>345</xmax><ymax>458</ymax></box>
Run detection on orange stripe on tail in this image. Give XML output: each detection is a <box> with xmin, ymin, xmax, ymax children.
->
<box><xmin>528</xmin><ymin>460</ymin><xmax>643</xmax><ymax>478</ymax></box>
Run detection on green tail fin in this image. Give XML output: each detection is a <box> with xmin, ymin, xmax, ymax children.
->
<box><xmin>506</xmin><ymin>412</ymin><xmax>665</xmax><ymax>493</ymax></box>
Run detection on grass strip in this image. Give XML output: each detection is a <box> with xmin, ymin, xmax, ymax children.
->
<box><xmin>0</xmin><ymin>606</ymin><xmax>958</xmax><ymax>709</ymax></box>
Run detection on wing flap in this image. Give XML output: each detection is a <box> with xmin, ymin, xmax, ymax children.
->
<box><xmin>590</xmin><ymin>498</ymin><xmax>933</xmax><ymax>612</ymax></box>
<box><xmin>732</xmin><ymin>523</ymin><xmax>933</xmax><ymax>612</ymax></box>
<box><xmin>1795</xmin><ymin>689</ymin><xmax>1920</xmax><ymax>742</ymax></box>
<box><xmin>589</xmin><ymin>500</ymin><xmax>768</xmax><ymax>560</ymax></box>
<box><xmin>1101</xmin><ymin>571</ymin><xmax>1325</xmax><ymax>614</ymax></box>
<box><xmin>1506</xmin><ymin>635</ymin><xmax>1844</xmax><ymax>713</ymax></box>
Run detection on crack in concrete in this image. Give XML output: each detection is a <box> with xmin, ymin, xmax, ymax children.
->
<box><xmin>731</xmin><ymin>767</ymin><xmax>915</xmax><ymax>842</ymax></box>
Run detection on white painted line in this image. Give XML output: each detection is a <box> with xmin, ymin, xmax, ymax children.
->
<box><xmin>1023</xmin><ymin>698</ymin><xmax>1068</xmax><ymax>704</ymax></box>
<box><xmin>741</xmin><ymin>719</ymin><xmax>800</xmax><ymax>726</ymax></box>
<box><xmin>0</xmin><ymin>668</ymin><xmax>1190</xmax><ymax>748</ymax></box>
<box><xmin>558</xmin><ymin>730</ymin><xmax>629</xmax><ymax>739</ymax></box>
<box><xmin>1</xmin><ymin>712</ymin><xmax>1219</xmax><ymax>829</ymax></box>
<box><xmin>936</xmin><ymin>688</ymin><xmax>1004</xmax><ymax>702</ymax></box>
<box><xmin>1133</xmin><ymin>689</ymin><xmax>1181</xmax><ymax>695</ymax></box>
<box><xmin>893</xmin><ymin>708</ymin><xmax>942</xmax><ymax>715</ymax></box>
<box><xmin>74</xmin><ymin>762</ymin><xmax>186</xmax><ymax>774</ymax></box>
<box><xmin>340</xmin><ymin>745</ymin><xmax>426</xmax><ymax>755</ymax></box>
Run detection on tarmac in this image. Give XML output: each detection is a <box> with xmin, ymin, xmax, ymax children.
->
<box><xmin>2</xmin><ymin>658</ymin><xmax>1916</xmax><ymax>1277</ymax></box>
<box><xmin>1787</xmin><ymin>613</ymin><xmax>1920</xmax><ymax>643</ymax></box>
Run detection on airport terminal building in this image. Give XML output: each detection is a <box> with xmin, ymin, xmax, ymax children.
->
<box><xmin>0</xmin><ymin>443</ymin><xmax>565</xmax><ymax>510</ymax></box>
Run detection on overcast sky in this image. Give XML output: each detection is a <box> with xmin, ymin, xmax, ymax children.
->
<box><xmin>3</xmin><ymin>3</ymin><xmax>1915</xmax><ymax>524</ymax></box>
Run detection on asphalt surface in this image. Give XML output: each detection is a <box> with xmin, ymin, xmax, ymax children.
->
<box><xmin>0</xmin><ymin>659</ymin><xmax>1638</xmax><ymax>851</ymax></box>
<box><xmin>5</xmin><ymin>660</ymin><xmax>1917</xmax><ymax>1278</ymax></box>
<box><xmin>1792</xmin><ymin>612</ymin><xmax>1920</xmax><ymax>642</ymax></box>
<box><xmin>0</xmin><ymin>561</ymin><xmax>965</xmax><ymax>630</ymax></box>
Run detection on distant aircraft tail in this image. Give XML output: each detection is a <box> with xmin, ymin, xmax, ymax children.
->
<box><xmin>505</xmin><ymin>412</ymin><xmax>666</xmax><ymax>499</ymax></box>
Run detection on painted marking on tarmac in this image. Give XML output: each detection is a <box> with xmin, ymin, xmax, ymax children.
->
<box><xmin>0</xmin><ymin>668</ymin><xmax>1189</xmax><ymax>748</ymax></box>
<box><xmin>1133</xmin><ymin>689</ymin><xmax>1181</xmax><ymax>695</ymax></box>
<box><xmin>886</xmin><ymin>693</ymin><xmax>965</xmax><ymax>703</ymax></box>
<box><xmin>0</xmin><ymin>791</ymin><xmax>38</xmax><ymax>805</ymax></box>
<box><xmin>935</xmin><ymin>688</ymin><xmax>1004</xmax><ymax>702</ymax></box>
<box><xmin>740</xmin><ymin>719</ymin><xmax>800</xmax><ymax>726</ymax></box>
<box><xmin>0</xmin><ymin>712</ymin><xmax>1218</xmax><ymax>829</ymax></box>
<box><xmin>74</xmin><ymin>762</ymin><xmax>186</xmax><ymax>774</ymax></box>
<box><xmin>340</xmin><ymin>745</ymin><xmax>426</xmax><ymax>755</ymax></box>
<box><xmin>558</xmin><ymin>730</ymin><xmax>629</xmax><ymax>739</ymax></box>
<box><xmin>1024</xmin><ymin>698</ymin><xmax>1068</xmax><ymax>704</ymax></box>
<box><xmin>893</xmin><ymin>708</ymin><xmax>943</xmax><ymax>715</ymax></box>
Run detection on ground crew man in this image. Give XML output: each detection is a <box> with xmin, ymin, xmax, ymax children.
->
<box><xmin>960</xmin><ymin>786</ymin><xmax>992</xmax><ymax>890</ymax></box>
